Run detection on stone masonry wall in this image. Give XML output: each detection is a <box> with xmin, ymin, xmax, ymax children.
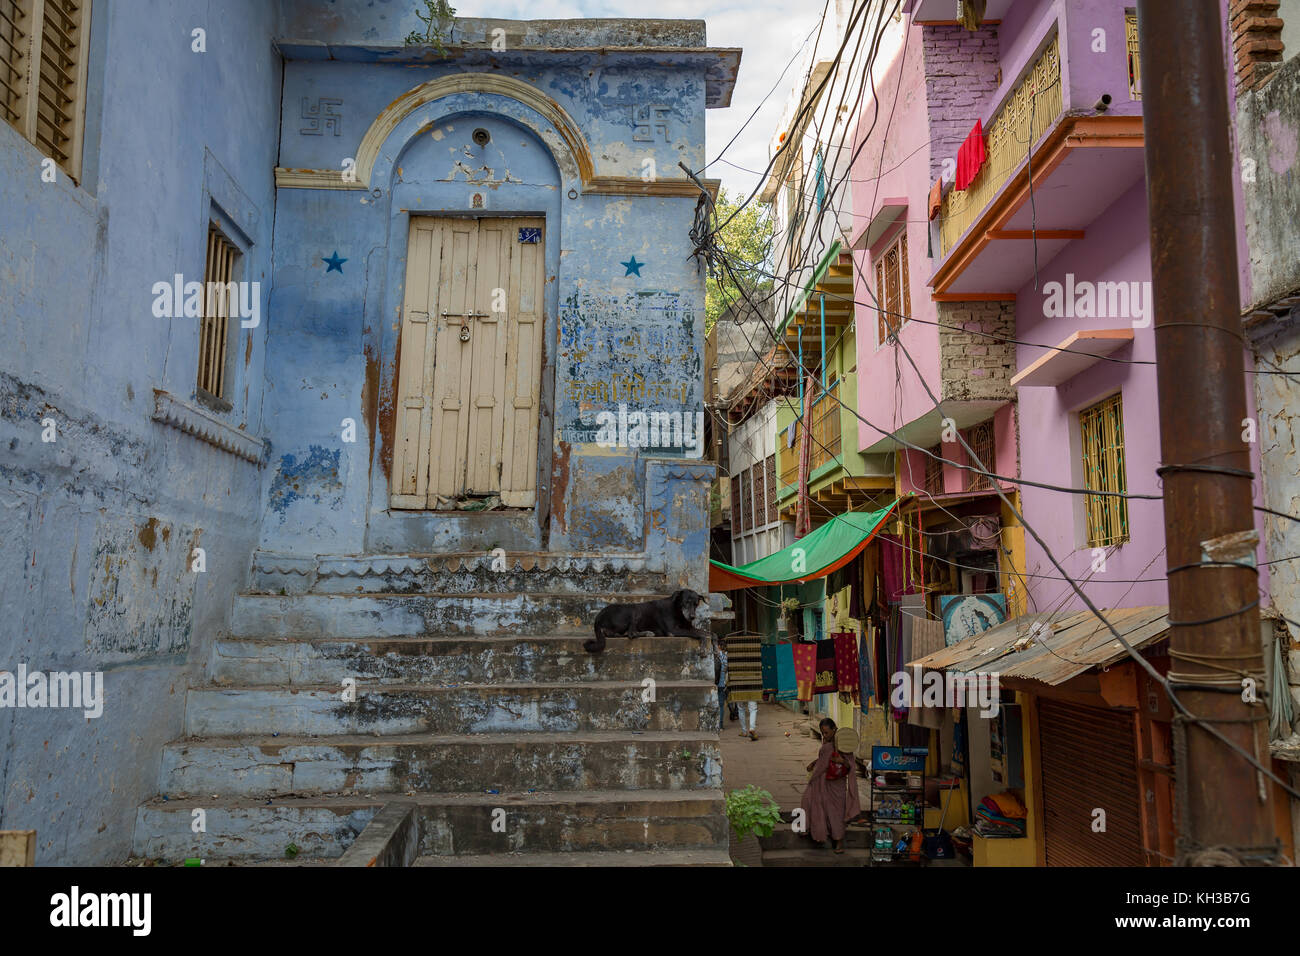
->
<box><xmin>922</xmin><ymin>24</ymin><xmax>1003</xmax><ymax>185</ymax></box>
<box><xmin>938</xmin><ymin>299</ymin><xmax>1017</xmax><ymax>402</ymax></box>
<box><xmin>1231</xmin><ymin>0</ymin><xmax>1286</xmax><ymax>94</ymax></box>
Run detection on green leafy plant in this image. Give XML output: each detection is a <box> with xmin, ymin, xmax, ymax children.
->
<box><xmin>780</xmin><ymin>597</ymin><xmax>800</xmax><ymax>613</ymax></box>
<box><xmin>403</xmin><ymin>0</ymin><xmax>457</xmax><ymax>55</ymax></box>
<box><xmin>725</xmin><ymin>785</ymin><xmax>782</xmax><ymax>839</ymax></box>
<box><xmin>705</xmin><ymin>188</ymin><xmax>775</xmax><ymax>333</ymax></box>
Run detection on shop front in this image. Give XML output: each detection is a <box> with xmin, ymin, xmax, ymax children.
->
<box><xmin>911</xmin><ymin>605</ymin><xmax>1176</xmax><ymax>866</ymax></box>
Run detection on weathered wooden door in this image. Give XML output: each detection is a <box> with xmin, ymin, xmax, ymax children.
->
<box><xmin>391</xmin><ymin>216</ymin><xmax>544</xmax><ymax>510</ymax></box>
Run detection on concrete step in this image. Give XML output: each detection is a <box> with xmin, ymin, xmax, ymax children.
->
<box><xmin>184</xmin><ymin>681</ymin><xmax>718</xmax><ymax>736</ymax></box>
<box><xmin>758</xmin><ymin>826</ymin><xmax>874</xmax><ymax>850</ymax></box>
<box><xmin>132</xmin><ymin>795</ymin><xmax>382</xmax><ymax>862</ymax></box>
<box><xmin>158</xmin><ymin>731</ymin><xmax>722</xmax><ymax>797</ymax></box>
<box><xmin>761</xmin><ymin>847</ymin><xmax>873</xmax><ymax>867</ymax></box>
<box><xmin>230</xmin><ymin>592</ymin><xmax>677</xmax><ymax>638</ymax></box>
<box><xmin>410</xmin><ymin>789</ymin><xmax>727</xmax><ymax>856</ymax></box>
<box><xmin>132</xmin><ymin>790</ymin><xmax>727</xmax><ymax>861</ymax></box>
<box><xmin>252</xmin><ymin>553</ymin><xmax>667</xmax><ymax>596</ymax></box>
<box><xmin>413</xmin><ymin>848</ymin><xmax>733</xmax><ymax>866</ymax></box>
<box><xmin>212</xmin><ymin>634</ymin><xmax>712</xmax><ymax>686</ymax></box>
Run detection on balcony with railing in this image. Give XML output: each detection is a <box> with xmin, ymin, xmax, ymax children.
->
<box><xmin>928</xmin><ymin>10</ymin><xmax>1147</xmax><ymax>299</ymax></box>
<box><xmin>938</xmin><ymin>34</ymin><xmax>1064</xmax><ymax>258</ymax></box>
<box><xmin>775</xmin><ymin>377</ymin><xmax>893</xmax><ymax>525</ymax></box>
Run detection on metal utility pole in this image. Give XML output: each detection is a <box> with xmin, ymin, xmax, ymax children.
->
<box><xmin>1137</xmin><ymin>0</ymin><xmax>1278</xmax><ymax>864</ymax></box>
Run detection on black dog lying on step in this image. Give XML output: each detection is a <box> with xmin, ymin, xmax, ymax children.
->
<box><xmin>584</xmin><ymin>589</ymin><xmax>710</xmax><ymax>653</ymax></box>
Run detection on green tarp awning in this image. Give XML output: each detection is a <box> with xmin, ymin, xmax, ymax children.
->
<box><xmin>709</xmin><ymin>499</ymin><xmax>900</xmax><ymax>591</ymax></box>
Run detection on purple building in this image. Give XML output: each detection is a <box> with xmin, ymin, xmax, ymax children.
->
<box><xmin>848</xmin><ymin>0</ymin><xmax>1278</xmax><ymax>866</ymax></box>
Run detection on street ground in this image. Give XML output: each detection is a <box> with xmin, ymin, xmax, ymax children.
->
<box><xmin>718</xmin><ymin>701</ymin><xmax>873</xmax><ymax>865</ymax></box>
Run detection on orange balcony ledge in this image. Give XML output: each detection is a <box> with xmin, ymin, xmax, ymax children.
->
<box><xmin>930</xmin><ymin>114</ymin><xmax>1145</xmax><ymax>299</ymax></box>
<box><xmin>1010</xmin><ymin>328</ymin><xmax>1135</xmax><ymax>388</ymax></box>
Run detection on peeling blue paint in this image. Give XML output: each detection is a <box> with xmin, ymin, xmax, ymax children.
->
<box><xmin>269</xmin><ymin>446</ymin><xmax>344</xmax><ymax>515</ymax></box>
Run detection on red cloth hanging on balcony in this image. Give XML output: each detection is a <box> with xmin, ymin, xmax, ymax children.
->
<box><xmin>954</xmin><ymin>119</ymin><xmax>986</xmax><ymax>191</ymax></box>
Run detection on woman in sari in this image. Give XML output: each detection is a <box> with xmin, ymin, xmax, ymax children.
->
<box><xmin>800</xmin><ymin>718</ymin><xmax>862</xmax><ymax>853</ymax></box>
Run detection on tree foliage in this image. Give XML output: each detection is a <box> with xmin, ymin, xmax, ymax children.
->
<box><xmin>706</xmin><ymin>188</ymin><xmax>775</xmax><ymax>333</ymax></box>
<box><xmin>404</xmin><ymin>0</ymin><xmax>457</xmax><ymax>53</ymax></box>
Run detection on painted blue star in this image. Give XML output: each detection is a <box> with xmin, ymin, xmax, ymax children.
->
<box><xmin>322</xmin><ymin>251</ymin><xmax>347</xmax><ymax>273</ymax></box>
<box><xmin>621</xmin><ymin>255</ymin><xmax>644</xmax><ymax>277</ymax></box>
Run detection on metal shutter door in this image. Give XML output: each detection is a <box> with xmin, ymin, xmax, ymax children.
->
<box><xmin>1038</xmin><ymin>698</ymin><xmax>1144</xmax><ymax>866</ymax></box>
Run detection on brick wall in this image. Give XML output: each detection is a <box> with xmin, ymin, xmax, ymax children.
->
<box><xmin>1231</xmin><ymin>0</ymin><xmax>1286</xmax><ymax>94</ymax></box>
<box><xmin>922</xmin><ymin>24</ymin><xmax>1003</xmax><ymax>185</ymax></box>
<box><xmin>938</xmin><ymin>299</ymin><xmax>1017</xmax><ymax>401</ymax></box>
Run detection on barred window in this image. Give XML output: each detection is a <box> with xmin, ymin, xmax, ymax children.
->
<box><xmin>197</xmin><ymin>222</ymin><xmax>241</xmax><ymax>406</ymax></box>
<box><xmin>924</xmin><ymin>445</ymin><xmax>943</xmax><ymax>496</ymax></box>
<box><xmin>1080</xmin><ymin>393</ymin><xmax>1129</xmax><ymax>547</ymax></box>
<box><xmin>730</xmin><ymin>470</ymin><xmax>741</xmax><ymax>532</ymax></box>
<box><xmin>749</xmin><ymin>462</ymin><xmax>762</xmax><ymax>530</ymax></box>
<box><xmin>875</xmin><ymin>230</ymin><xmax>910</xmax><ymax>345</ymax></box>
<box><xmin>1126</xmin><ymin>10</ymin><xmax>1141</xmax><ymax>101</ymax></box>
<box><xmin>764</xmin><ymin>454</ymin><xmax>777</xmax><ymax>524</ymax></box>
<box><xmin>964</xmin><ymin>420</ymin><xmax>995</xmax><ymax>492</ymax></box>
<box><xmin>1</xmin><ymin>0</ymin><xmax>93</xmax><ymax>181</ymax></box>
<box><xmin>743</xmin><ymin>468</ymin><xmax>754</xmax><ymax>535</ymax></box>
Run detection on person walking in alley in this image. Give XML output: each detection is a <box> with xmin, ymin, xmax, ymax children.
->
<box><xmin>800</xmin><ymin>718</ymin><xmax>862</xmax><ymax>853</ymax></box>
<box><xmin>735</xmin><ymin>698</ymin><xmax>758</xmax><ymax>740</ymax></box>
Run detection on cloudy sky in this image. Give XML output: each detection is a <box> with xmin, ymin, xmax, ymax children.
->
<box><xmin>452</xmin><ymin>0</ymin><xmax>824</xmax><ymax>198</ymax></box>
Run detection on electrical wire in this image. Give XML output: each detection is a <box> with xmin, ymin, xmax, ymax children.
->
<box><xmin>689</xmin><ymin>5</ymin><xmax>1300</xmax><ymax>803</ymax></box>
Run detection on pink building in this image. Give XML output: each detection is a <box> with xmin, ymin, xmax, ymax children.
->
<box><xmin>853</xmin><ymin>0</ymin><xmax>1269</xmax><ymax>617</ymax></box>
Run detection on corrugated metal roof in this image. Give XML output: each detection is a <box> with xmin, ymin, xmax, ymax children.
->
<box><xmin>907</xmin><ymin>606</ymin><xmax>1169</xmax><ymax>687</ymax></box>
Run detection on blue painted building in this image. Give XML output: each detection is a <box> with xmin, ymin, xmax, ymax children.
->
<box><xmin>0</xmin><ymin>2</ymin><xmax>737</xmax><ymax>864</ymax></box>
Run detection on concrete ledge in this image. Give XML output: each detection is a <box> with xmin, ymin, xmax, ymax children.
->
<box><xmin>152</xmin><ymin>388</ymin><xmax>266</xmax><ymax>464</ymax></box>
<box><xmin>336</xmin><ymin>802</ymin><xmax>420</xmax><ymax>867</ymax></box>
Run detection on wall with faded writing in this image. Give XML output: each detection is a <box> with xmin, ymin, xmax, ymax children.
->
<box><xmin>257</xmin><ymin>22</ymin><xmax>722</xmax><ymax>586</ymax></box>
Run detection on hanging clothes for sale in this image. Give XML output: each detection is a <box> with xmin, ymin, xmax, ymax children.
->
<box><xmin>955</xmin><ymin>119</ymin><xmax>986</xmax><ymax>191</ymax></box>
<box><xmin>859</xmin><ymin>630</ymin><xmax>873</xmax><ymax>711</ymax></box>
<box><xmin>793</xmin><ymin>642</ymin><xmax>817</xmax><ymax>701</ymax></box>
<box><xmin>874</xmin><ymin>616</ymin><xmax>890</xmax><ymax>701</ymax></box>
<box><xmin>814</xmin><ymin>639</ymin><xmax>838</xmax><ymax>695</ymax></box>
<box><xmin>878</xmin><ymin>533</ymin><xmax>912</xmax><ymax>604</ymax></box>
<box><xmin>911</xmin><ymin>618</ymin><xmax>946</xmax><ymax>661</ymax></box>
<box><xmin>760</xmin><ymin>643</ymin><xmax>777</xmax><ymax>697</ymax></box>
<box><xmin>833</xmin><ymin>631</ymin><xmax>860</xmax><ymax>703</ymax></box>
<box><xmin>775</xmin><ymin>642</ymin><xmax>798</xmax><ymax>702</ymax></box>
<box><xmin>848</xmin><ymin>551</ymin><xmax>866</xmax><ymax>620</ymax></box>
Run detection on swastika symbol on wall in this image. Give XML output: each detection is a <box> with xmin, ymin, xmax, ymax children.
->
<box><xmin>630</xmin><ymin>105</ymin><xmax>672</xmax><ymax>142</ymax></box>
<box><xmin>300</xmin><ymin>97</ymin><xmax>343</xmax><ymax>136</ymax></box>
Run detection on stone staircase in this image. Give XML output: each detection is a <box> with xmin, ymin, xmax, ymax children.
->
<box><xmin>130</xmin><ymin>553</ymin><xmax>729</xmax><ymax>865</ymax></box>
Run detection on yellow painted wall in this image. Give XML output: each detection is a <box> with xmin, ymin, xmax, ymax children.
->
<box><xmin>999</xmin><ymin>495</ymin><xmax>1028</xmax><ymax>619</ymax></box>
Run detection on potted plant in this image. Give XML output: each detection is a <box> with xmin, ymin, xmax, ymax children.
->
<box><xmin>724</xmin><ymin>785</ymin><xmax>782</xmax><ymax>866</ymax></box>
<box><xmin>780</xmin><ymin>596</ymin><xmax>802</xmax><ymax>638</ymax></box>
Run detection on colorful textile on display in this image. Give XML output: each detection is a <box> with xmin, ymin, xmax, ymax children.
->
<box><xmin>793</xmin><ymin>642</ymin><xmax>817</xmax><ymax>701</ymax></box>
<box><xmin>774</xmin><ymin>642</ymin><xmax>798</xmax><ymax>702</ymax></box>
<box><xmin>725</xmin><ymin>634</ymin><xmax>764</xmax><ymax>703</ymax></box>
<box><xmin>955</xmin><ymin>119</ymin><xmax>986</xmax><ymax>191</ymax></box>
<box><xmin>878</xmin><ymin>534</ymin><xmax>909</xmax><ymax>604</ymax></box>
<box><xmin>814</xmin><ymin>639</ymin><xmax>838</xmax><ymax>694</ymax></box>
<box><xmin>832</xmin><ymin>632</ymin><xmax>860</xmax><ymax>702</ymax></box>
<box><xmin>858</xmin><ymin>632</ymin><xmax>873</xmax><ymax>711</ymax></box>
<box><xmin>761</xmin><ymin>643</ymin><xmax>777</xmax><ymax>694</ymax></box>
